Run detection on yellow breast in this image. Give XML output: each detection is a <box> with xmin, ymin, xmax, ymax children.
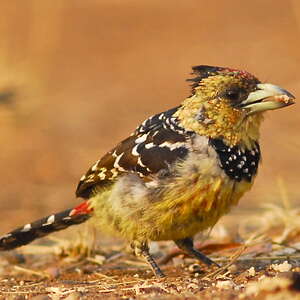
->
<box><xmin>90</xmin><ymin>151</ymin><xmax>255</xmax><ymax>242</ymax></box>
<box><xmin>142</xmin><ymin>174</ymin><xmax>253</xmax><ymax>241</ymax></box>
<box><xmin>138</xmin><ymin>150</ymin><xmax>255</xmax><ymax>241</ymax></box>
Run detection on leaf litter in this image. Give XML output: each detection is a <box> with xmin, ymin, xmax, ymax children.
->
<box><xmin>1</xmin><ymin>199</ymin><xmax>300</xmax><ymax>299</ymax></box>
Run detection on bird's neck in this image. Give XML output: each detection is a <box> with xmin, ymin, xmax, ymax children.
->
<box><xmin>234</xmin><ymin>113</ymin><xmax>264</xmax><ymax>149</ymax></box>
<box><xmin>174</xmin><ymin>97</ymin><xmax>264</xmax><ymax>149</ymax></box>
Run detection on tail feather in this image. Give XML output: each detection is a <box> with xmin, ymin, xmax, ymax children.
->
<box><xmin>0</xmin><ymin>206</ymin><xmax>91</xmax><ymax>251</ymax></box>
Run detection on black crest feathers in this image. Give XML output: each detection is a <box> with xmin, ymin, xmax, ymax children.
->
<box><xmin>186</xmin><ymin>65</ymin><xmax>226</xmax><ymax>93</ymax></box>
<box><xmin>186</xmin><ymin>65</ymin><xmax>259</xmax><ymax>94</ymax></box>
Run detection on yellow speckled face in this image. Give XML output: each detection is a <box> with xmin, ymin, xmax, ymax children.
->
<box><xmin>175</xmin><ymin>74</ymin><xmax>263</xmax><ymax>148</ymax></box>
<box><xmin>175</xmin><ymin>66</ymin><xmax>295</xmax><ymax>148</ymax></box>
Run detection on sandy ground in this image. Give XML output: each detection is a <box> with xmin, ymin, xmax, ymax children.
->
<box><xmin>0</xmin><ymin>1</ymin><xmax>299</xmax><ymax>298</ymax></box>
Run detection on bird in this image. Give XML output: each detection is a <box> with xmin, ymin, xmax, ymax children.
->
<box><xmin>0</xmin><ymin>65</ymin><xmax>295</xmax><ymax>277</ymax></box>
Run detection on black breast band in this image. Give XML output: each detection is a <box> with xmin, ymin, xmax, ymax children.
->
<box><xmin>209</xmin><ymin>138</ymin><xmax>261</xmax><ymax>182</ymax></box>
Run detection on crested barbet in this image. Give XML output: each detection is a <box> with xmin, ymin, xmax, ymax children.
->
<box><xmin>0</xmin><ymin>65</ymin><xmax>295</xmax><ymax>277</ymax></box>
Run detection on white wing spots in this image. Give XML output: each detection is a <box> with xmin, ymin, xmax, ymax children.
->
<box><xmin>251</xmin><ymin>161</ymin><xmax>256</xmax><ymax>166</ymax></box>
<box><xmin>145</xmin><ymin>143</ymin><xmax>155</xmax><ymax>149</ymax></box>
<box><xmin>141</xmin><ymin>118</ymin><xmax>149</xmax><ymax>127</ymax></box>
<box><xmin>98</xmin><ymin>172</ymin><xmax>106</xmax><ymax>180</ymax></box>
<box><xmin>251</xmin><ymin>150</ymin><xmax>256</xmax><ymax>156</ymax></box>
<box><xmin>162</xmin><ymin>123</ymin><xmax>168</xmax><ymax>130</ymax></box>
<box><xmin>42</xmin><ymin>215</ymin><xmax>55</xmax><ymax>226</ymax></box>
<box><xmin>137</xmin><ymin>157</ymin><xmax>146</xmax><ymax>168</ymax></box>
<box><xmin>84</xmin><ymin>177</ymin><xmax>94</xmax><ymax>183</ymax></box>
<box><xmin>135</xmin><ymin>134</ymin><xmax>147</xmax><ymax>144</ymax></box>
<box><xmin>1</xmin><ymin>233</ymin><xmax>12</xmax><ymax>239</ymax></box>
<box><xmin>80</xmin><ymin>175</ymin><xmax>86</xmax><ymax>181</ymax></box>
<box><xmin>109</xmin><ymin>168</ymin><xmax>119</xmax><ymax>180</ymax></box>
<box><xmin>159</xmin><ymin>141</ymin><xmax>186</xmax><ymax>151</ymax></box>
<box><xmin>21</xmin><ymin>223</ymin><xmax>32</xmax><ymax>232</ymax></box>
<box><xmin>152</xmin><ymin>130</ymin><xmax>159</xmax><ymax>137</ymax></box>
<box><xmin>140</xmin><ymin>115</ymin><xmax>154</xmax><ymax>129</ymax></box>
<box><xmin>96</xmin><ymin>167</ymin><xmax>107</xmax><ymax>180</ymax></box>
<box><xmin>114</xmin><ymin>153</ymin><xmax>126</xmax><ymax>171</ymax></box>
<box><xmin>112</xmin><ymin>149</ymin><xmax>118</xmax><ymax>158</ymax></box>
<box><xmin>48</xmin><ymin>215</ymin><xmax>55</xmax><ymax>224</ymax></box>
<box><xmin>132</xmin><ymin>144</ymin><xmax>140</xmax><ymax>156</ymax></box>
<box><xmin>243</xmin><ymin>168</ymin><xmax>249</xmax><ymax>173</ymax></box>
<box><xmin>242</xmin><ymin>156</ymin><xmax>247</xmax><ymax>161</ymax></box>
<box><xmin>169</xmin><ymin>124</ymin><xmax>176</xmax><ymax>131</ymax></box>
<box><xmin>91</xmin><ymin>160</ymin><xmax>100</xmax><ymax>172</ymax></box>
<box><xmin>158</xmin><ymin>113</ymin><xmax>164</xmax><ymax>120</ymax></box>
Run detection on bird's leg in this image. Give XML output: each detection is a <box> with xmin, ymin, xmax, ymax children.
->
<box><xmin>142</xmin><ymin>249</ymin><xmax>165</xmax><ymax>278</ymax></box>
<box><xmin>132</xmin><ymin>241</ymin><xmax>165</xmax><ymax>278</ymax></box>
<box><xmin>174</xmin><ymin>237</ymin><xmax>220</xmax><ymax>267</ymax></box>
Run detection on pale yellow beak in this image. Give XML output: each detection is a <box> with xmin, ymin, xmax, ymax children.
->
<box><xmin>240</xmin><ymin>83</ymin><xmax>295</xmax><ymax>115</ymax></box>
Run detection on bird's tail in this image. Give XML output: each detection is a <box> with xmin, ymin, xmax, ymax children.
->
<box><xmin>0</xmin><ymin>201</ymin><xmax>92</xmax><ymax>251</ymax></box>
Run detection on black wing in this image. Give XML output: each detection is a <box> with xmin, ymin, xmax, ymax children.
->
<box><xmin>76</xmin><ymin>106</ymin><xmax>190</xmax><ymax>199</ymax></box>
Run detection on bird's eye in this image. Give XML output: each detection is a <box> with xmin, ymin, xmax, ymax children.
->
<box><xmin>225</xmin><ymin>90</ymin><xmax>240</xmax><ymax>101</ymax></box>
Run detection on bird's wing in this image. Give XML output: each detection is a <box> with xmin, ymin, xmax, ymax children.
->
<box><xmin>76</xmin><ymin>106</ymin><xmax>191</xmax><ymax>198</ymax></box>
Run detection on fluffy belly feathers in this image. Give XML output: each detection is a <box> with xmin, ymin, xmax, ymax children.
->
<box><xmin>90</xmin><ymin>152</ymin><xmax>254</xmax><ymax>242</ymax></box>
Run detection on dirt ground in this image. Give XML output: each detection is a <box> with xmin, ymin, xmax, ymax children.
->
<box><xmin>0</xmin><ymin>0</ymin><xmax>299</xmax><ymax>299</ymax></box>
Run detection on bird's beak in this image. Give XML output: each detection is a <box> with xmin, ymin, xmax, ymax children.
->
<box><xmin>240</xmin><ymin>83</ymin><xmax>295</xmax><ymax>115</ymax></box>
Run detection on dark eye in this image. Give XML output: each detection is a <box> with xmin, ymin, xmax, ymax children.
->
<box><xmin>225</xmin><ymin>90</ymin><xmax>240</xmax><ymax>101</ymax></box>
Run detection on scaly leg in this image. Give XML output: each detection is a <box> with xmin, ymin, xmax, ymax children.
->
<box><xmin>132</xmin><ymin>241</ymin><xmax>165</xmax><ymax>278</ymax></box>
<box><xmin>174</xmin><ymin>237</ymin><xmax>220</xmax><ymax>267</ymax></box>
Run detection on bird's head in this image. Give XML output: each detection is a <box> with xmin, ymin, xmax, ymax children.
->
<box><xmin>175</xmin><ymin>65</ymin><xmax>295</xmax><ymax>149</ymax></box>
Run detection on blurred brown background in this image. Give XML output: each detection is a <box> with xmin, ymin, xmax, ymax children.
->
<box><xmin>0</xmin><ymin>0</ymin><xmax>299</xmax><ymax>233</ymax></box>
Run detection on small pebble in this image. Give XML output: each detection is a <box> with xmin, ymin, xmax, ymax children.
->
<box><xmin>216</xmin><ymin>280</ymin><xmax>234</xmax><ymax>290</ymax></box>
<box><xmin>247</xmin><ymin>267</ymin><xmax>256</xmax><ymax>277</ymax></box>
<box><xmin>228</xmin><ymin>264</ymin><xmax>238</xmax><ymax>273</ymax></box>
<box><xmin>187</xmin><ymin>283</ymin><xmax>199</xmax><ymax>290</ymax></box>
<box><xmin>271</xmin><ymin>261</ymin><xmax>292</xmax><ymax>272</ymax></box>
<box><xmin>188</xmin><ymin>264</ymin><xmax>201</xmax><ymax>273</ymax></box>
